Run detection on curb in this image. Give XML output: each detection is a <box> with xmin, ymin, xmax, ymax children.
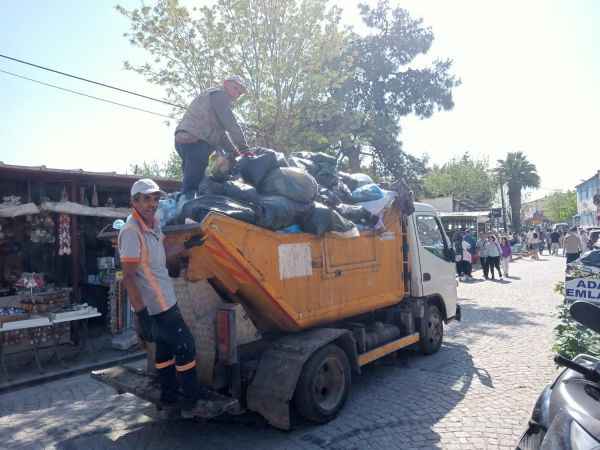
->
<box><xmin>0</xmin><ymin>351</ymin><xmax>146</xmax><ymax>394</ymax></box>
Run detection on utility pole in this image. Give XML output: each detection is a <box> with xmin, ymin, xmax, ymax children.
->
<box><xmin>499</xmin><ymin>179</ymin><xmax>508</xmax><ymax>232</ymax></box>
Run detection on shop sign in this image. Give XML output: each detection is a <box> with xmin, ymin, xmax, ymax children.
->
<box><xmin>565</xmin><ymin>277</ymin><xmax>600</xmax><ymax>302</ymax></box>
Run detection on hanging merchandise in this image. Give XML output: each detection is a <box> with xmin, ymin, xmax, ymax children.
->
<box><xmin>58</xmin><ymin>214</ymin><xmax>72</xmax><ymax>255</ymax></box>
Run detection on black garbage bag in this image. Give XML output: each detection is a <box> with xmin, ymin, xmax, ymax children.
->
<box><xmin>253</xmin><ymin>147</ymin><xmax>288</xmax><ymax>167</ymax></box>
<box><xmin>317</xmin><ymin>188</ymin><xmax>342</xmax><ymax>208</ymax></box>
<box><xmin>288</xmin><ymin>156</ymin><xmax>315</xmax><ymax>173</ymax></box>
<box><xmin>331</xmin><ymin>180</ymin><xmax>353</xmax><ymax>203</ymax></box>
<box><xmin>177</xmin><ymin>195</ymin><xmax>256</xmax><ymax>225</ymax></box>
<box><xmin>260</xmin><ymin>167</ymin><xmax>318</xmax><ymax>203</ymax></box>
<box><xmin>255</xmin><ymin>196</ymin><xmax>313</xmax><ymax>231</ymax></box>
<box><xmin>301</xmin><ymin>202</ymin><xmax>356</xmax><ymax>236</ymax></box>
<box><xmin>222</xmin><ymin>179</ymin><xmax>260</xmax><ymax>204</ymax></box>
<box><xmin>291</xmin><ymin>151</ymin><xmax>338</xmax><ymax>188</ymax></box>
<box><xmin>338</xmin><ymin>171</ymin><xmax>374</xmax><ymax>192</ymax></box>
<box><xmin>336</xmin><ymin>203</ymin><xmax>379</xmax><ymax>227</ymax></box>
<box><xmin>239</xmin><ymin>151</ymin><xmax>280</xmax><ymax>187</ymax></box>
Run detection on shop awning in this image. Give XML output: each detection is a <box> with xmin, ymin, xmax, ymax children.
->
<box><xmin>0</xmin><ymin>202</ymin><xmax>40</xmax><ymax>218</ymax></box>
<box><xmin>41</xmin><ymin>201</ymin><xmax>130</xmax><ymax>218</ymax></box>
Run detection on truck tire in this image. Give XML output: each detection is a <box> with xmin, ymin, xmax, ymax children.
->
<box><xmin>419</xmin><ymin>303</ymin><xmax>443</xmax><ymax>355</ymax></box>
<box><xmin>293</xmin><ymin>344</ymin><xmax>351</xmax><ymax>424</ymax></box>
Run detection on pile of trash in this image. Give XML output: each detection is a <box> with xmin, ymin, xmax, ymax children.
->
<box><xmin>159</xmin><ymin>147</ymin><xmax>414</xmax><ymax>237</ymax></box>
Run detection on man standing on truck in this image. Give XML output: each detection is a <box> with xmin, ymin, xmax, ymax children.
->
<box><xmin>174</xmin><ymin>76</ymin><xmax>251</xmax><ymax>199</ymax></box>
<box><xmin>119</xmin><ymin>178</ymin><xmax>205</xmax><ymax>417</ymax></box>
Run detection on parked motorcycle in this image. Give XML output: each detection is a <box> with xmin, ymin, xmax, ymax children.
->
<box><xmin>517</xmin><ymin>300</ymin><xmax>600</xmax><ymax>449</ymax></box>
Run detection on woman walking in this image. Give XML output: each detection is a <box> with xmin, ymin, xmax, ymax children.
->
<box><xmin>500</xmin><ymin>237</ymin><xmax>512</xmax><ymax>278</ymax></box>
<box><xmin>477</xmin><ymin>233</ymin><xmax>490</xmax><ymax>279</ymax></box>
<box><xmin>485</xmin><ymin>235</ymin><xmax>503</xmax><ymax>280</ymax></box>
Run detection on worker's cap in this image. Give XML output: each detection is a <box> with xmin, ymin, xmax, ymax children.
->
<box><xmin>130</xmin><ymin>178</ymin><xmax>166</xmax><ymax>198</ymax></box>
<box><xmin>224</xmin><ymin>75</ymin><xmax>248</xmax><ymax>92</ymax></box>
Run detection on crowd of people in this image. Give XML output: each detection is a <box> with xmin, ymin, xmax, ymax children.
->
<box><xmin>451</xmin><ymin>225</ymin><xmax>598</xmax><ymax>282</ymax></box>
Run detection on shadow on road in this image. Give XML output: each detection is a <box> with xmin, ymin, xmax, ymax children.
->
<box><xmin>56</xmin><ymin>343</ymin><xmax>478</xmax><ymax>450</ymax></box>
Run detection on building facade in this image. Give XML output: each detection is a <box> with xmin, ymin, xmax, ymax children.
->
<box><xmin>575</xmin><ymin>171</ymin><xmax>600</xmax><ymax>227</ymax></box>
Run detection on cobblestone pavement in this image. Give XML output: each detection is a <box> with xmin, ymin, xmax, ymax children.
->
<box><xmin>0</xmin><ymin>255</ymin><xmax>565</xmax><ymax>450</ymax></box>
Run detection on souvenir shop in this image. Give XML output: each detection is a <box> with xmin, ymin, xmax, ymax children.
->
<box><xmin>0</xmin><ymin>163</ymin><xmax>179</xmax><ymax>373</ymax></box>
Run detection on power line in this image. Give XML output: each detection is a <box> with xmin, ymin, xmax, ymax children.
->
<box><xmin>0</xmin><ymin>68</ymin><xmax>173</xmax><ymax>119</ymax></box>
<box><xmin>0</xmin><ymin>53</ymin><xmax>185</xmax><ymax>109</ymax></box>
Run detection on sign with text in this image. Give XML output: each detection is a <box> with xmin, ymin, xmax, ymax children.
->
<box><xmin>565</xmin><ymin>277</ymin><xmax>600</xmax><ymax>302</ymax></box>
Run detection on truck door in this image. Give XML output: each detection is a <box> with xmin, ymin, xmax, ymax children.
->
<box><xmin>412</xmin><ymin>214</ymin><xmax>457</xmax><ymax>317</ymax></box>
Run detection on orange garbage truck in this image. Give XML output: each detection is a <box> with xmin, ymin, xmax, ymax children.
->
<box><xmin>93</xmin><ymin>201</ymin><xmax>460</xmax><ymax>429</ymax></box>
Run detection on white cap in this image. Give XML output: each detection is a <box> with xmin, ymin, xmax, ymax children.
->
<box><xmin>224</xmin><ymin>75</ymin><xmax>248</xmax><ymax>91</ymax></box>
<box><xmin>130</xmin><ymin>178</ymin><xmax>166</xmax><ymax>198</ymax></box>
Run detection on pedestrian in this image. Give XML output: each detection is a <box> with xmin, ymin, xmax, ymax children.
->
<box><xmin>119</xmin><ymin>179</ymin><xmax>206</xmax><ymax>418</ymax></box>
<box><xmin>453</xmin><ymin>229</ymin><xmax>465</xmax><ymax>277</ymax></box>
<box><xmin>174</xmin><ymin>76</ymin><xmax>251</xmax><ymax>200</ymax></box>
<box><xmin>485</xmin><ymin>235</ymin><xmax>503</xmax><ymax>280</ymax></box>
<box><xmin>500</xmin><ymin>237</ymin><xmax>512</xmax><ymax>277</ymax></box>
<box><xmin>461</xmin><ymin>236</ymin><xmax>473</xmax><ymax>281</ymax></box>
<box><xmin>564</xmin><ymin>227</ymin><xmax>583</xmax><ymax>263</ymax></box>
<box><xmin>579</xmin><ymin>228</ymin><xmax>590</xmax><ymax>251</ymax></box>
<box><xmin>529</xmin><ymin>232</ymin><xmax>540</xmax><ymax>260</ymax></box>
<box><xmin>477</xmin><ymin>233</ymin><xmax>490</xmax><ymax>279</ymax></box>
<box><xmin>550</xmin><ymin>229</ymin><xmax>560</xmax><ymax>255</ymax></box>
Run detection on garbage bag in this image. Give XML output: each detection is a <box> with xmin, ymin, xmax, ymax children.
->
<box><xmin>301</xmin><ymin>202</ymin><xmax>356</xmax><ymax>236</ymax></box>
<box><xmin>158</xmin><ymin>193</ymin><xmax>179</xmax><ymax>228</ymax></box>
<box><xmin>291</xmin><ymin>152</ymin><xmax>338</xmax><ymax>188</ymax></box>
<box><xmin>332</xmin><ymin>180</ymin><xmax>353</xmax><ymax>203</ymax></box>
<box><xmin>239</xmin><ymin>151</ymin><xmax>280</xmax><ymax>187</ymax></box>
<box><xmin>336</xmin><ymin>203</ymin><xmax>379</xmax><ymax>227</ymax></box>
<box><xmin>357</xmin><ymin>190</ymin><xmax>397</xmax><ymax>216</ymax></box>
<box><xmin>317</xmin><ymin>188</ymin><xmax>343</xmax><ymax>208</ymax></box>
<box><xmin>351</xmin><ymin>183</ymin><xmax>384</xmax><ymax>202</ymax></box>
<box><xmin>252</xmin><ymin>147</ymin><xmax>288</xmax><ymax>167</ymax></box>
<box><xmin>205</xmin><ymin>149</ymin><xmax>233</xmax><ymax>181</ymax></box>
<box><xmin>255</xmin><ymin>195</ymin><xmax>313</xmax><ymax>231</ymax></box>
<box><xmin>288</xmin><ymin>156</ymin><xmax>315</xmax><ymax>173</ymax></box>
<box><xmin>222</xmin><ymin>179</ymin><xmax>260</xmax><ymax>204</ymax></box>
<box><xmin>260</xmin><ymin>167</ymin><xmax>318</xmax><ymax>203</ymax></box>
<box><xmin>339</xmin><ymin>172</ymin><xmax>374</xmax><ymax>191</ymax></box>
<box><xmin>177</xmin><ymin>195</ymin><xmax>256</xmax><ymax>225</ymax></box>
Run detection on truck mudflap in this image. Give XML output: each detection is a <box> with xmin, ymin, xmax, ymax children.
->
<box><xmin>246</xmin><ymin>328</ymin><xmax>357</xmax><ymax>430</ymax></box>
<box><xmin>91</xmin><ymin>365</ymin><xmax>239</xmax><ymax>419</ymax></box>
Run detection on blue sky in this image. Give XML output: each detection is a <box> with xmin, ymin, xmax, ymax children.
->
<box><xmin>1</xmin><ymin>1</ymin><xmax>599</xmax><ymax>199</ymax></box>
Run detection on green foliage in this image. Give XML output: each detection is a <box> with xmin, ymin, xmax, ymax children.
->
<box><xmin>130</xmin><ymin>151</ymin><xmax>182</xmax><ymax>179</ymax></box>
<box><xmin>496</xmin><ymin>152</ymin><xmax>540</xmax><ymax>232</ymax></box>
<box><xmin>545</xmin><ymin>191</ymin><xmax>577</xmax><ymax>223</ymax></box>
<box><xmin>553</xmin><ymin>281</ymin><xmax>600</xmax><ymax>358</ymax></box>
<box><xmin>117</xmin><ymin>0</ymin><xmax>460</xmax><ymax>193</ymax></box>
<box><xmin>422</xmin><ymin>153</ymin><xmax>496</xmax><ymax>207</ymax></box>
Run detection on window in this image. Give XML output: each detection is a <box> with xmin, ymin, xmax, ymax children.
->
<box><xmin>416</xmin><ymin>215</ymin><xmax>448</xmax><ymax>259</ymax></box>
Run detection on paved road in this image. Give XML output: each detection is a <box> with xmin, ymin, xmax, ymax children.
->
<box><xmin>0</xmin><ymin>255</ymin><xmax>565</xmax><ymax>450</ymax></box>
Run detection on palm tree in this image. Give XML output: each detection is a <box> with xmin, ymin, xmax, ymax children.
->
<box><xmin>496</xmin><ymin>152</ymin><xmax>540</xmax><ymax>232</ymax></box>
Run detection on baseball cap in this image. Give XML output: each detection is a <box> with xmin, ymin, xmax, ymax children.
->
<box><xmin>224</xmin><ymin>75</ymin><xmax>248</xmax><ymax>91</ymax></box>
<box><xmin>130</xmin><ymin>178</ymin><xmax>166</xmax><ymax>198</ymax></box>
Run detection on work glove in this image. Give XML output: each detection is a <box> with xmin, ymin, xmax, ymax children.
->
<box><xmin>184</xmin><ymin>234</ymin><xmax>206</xmax><ymax>249</ymax></box>
<box><xmin>135</xmin><ymin>307</ymin><xmax>154</xmax><ymax>342</ymax></box>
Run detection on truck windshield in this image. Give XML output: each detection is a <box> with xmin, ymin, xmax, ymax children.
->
<box><xmin>416</xmin><ymin>215</ymin><xmax>447</xmax><ymax>259</ymax></box>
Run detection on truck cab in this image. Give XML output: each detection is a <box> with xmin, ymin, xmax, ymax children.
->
<box><xmin>408</xmin><ymin>202</ymin><xmax>459</xmax><ymax>321</ymax></box>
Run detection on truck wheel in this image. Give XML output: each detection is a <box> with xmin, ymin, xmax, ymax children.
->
<box><xmin>419</xmin><ymin>303</ymin><xmax>443</xmax><ymax>355</ymax></box>
<box><xmin>293</xmin><ymin>344</ymin><xmax>351</xmax><ymax>424</ymax></box>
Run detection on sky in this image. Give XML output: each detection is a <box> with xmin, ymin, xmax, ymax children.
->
<box><xmin>1</xmin><ymin>1</ymin><xmax>599</xmax><ymax>201</ymax></box>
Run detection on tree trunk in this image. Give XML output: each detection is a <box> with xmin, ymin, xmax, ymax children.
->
<box><xmin>508</xmin><ymin>188</ymin><xmax>522</xmax><ymax>232</ymax></box>
<box><xmin>347</xmin><ymin>146</ymin><xmax>361</xmax><ymax>173</ymax></box>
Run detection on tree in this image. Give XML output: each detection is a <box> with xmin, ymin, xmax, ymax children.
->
<box><xmin>545</xmin><ymin>191</ymin><xmax>577</xmax><ymax>223</ymax></box>
<box><xmin>496</xmin><ymin>152</ymin><xmax>540</xmax><ymax>232</ymax></box>
<box><xmin>117</xmin><ymin>0</ymin><xmax>459</xmax><ymax>193</ymax></box>
<box><xmin>130</xmin><ymin>151</ymin><xmax>182</xmax><ymax>179</ymax></box>
<box><xmin>423</xmin><ymin>153</ymin><xmax>496</xmax><ymax>207</ymax></box>
<box><xmin>326</xmin><ymin>1</ymin><xmax>460</xmax><ymax>192</ymax></box>
<box><xmin>117</xmin><ymin>0</ymin><xmax>350</xmax><ymax>151</ymax></box>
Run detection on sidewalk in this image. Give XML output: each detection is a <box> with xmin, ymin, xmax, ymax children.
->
<box><xmin>0</xmin><ymin>332</ymin><xmax>145</xmax><ymax>393</ymax></box>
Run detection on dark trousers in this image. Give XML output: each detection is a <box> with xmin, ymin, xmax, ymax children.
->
<box><xmin>457</xmin><ymin>260</ymin><xmax>471</xmax><ymax>277</ymax></box>
<box><xmin>566</xmin><ymin>252</ymin><xmax>581</xmax><ymax>263</ymax></box>
<box><xmin>488</xmin><ymin>256</ymin><xmax>502</xmax><ymax>278</ymax></box>
<box><xmin>175</xmin><ymin>140</ymin><xmax>211</xmax><ymax>195</ymax></box>
<box><xmin>481</xmin><ymin>257</ymin><xmax>489</xmax><ymax>278</ymax></box>
<box><xmin>152</xmin><ymin>305</ymin><xmax>199</xmax><ymax>408</ymax></box>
